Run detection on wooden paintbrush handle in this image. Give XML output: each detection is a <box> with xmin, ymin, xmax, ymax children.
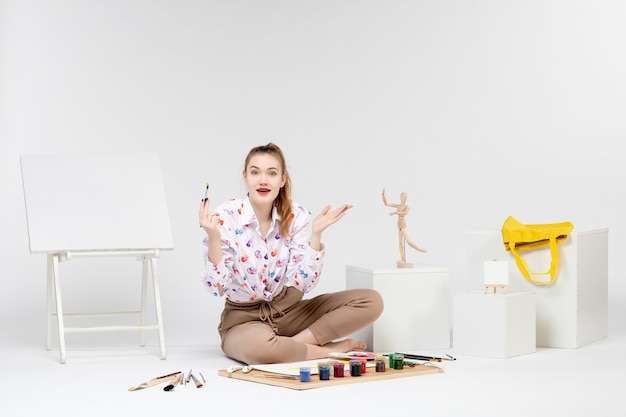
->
<box><xmin>128</xmin><ymin>371</ymin><xmax>181</xmax><ymax>391</ymax></box>
<box><xmin>190</xmin><ymin>373</ymin><xmax>203</xmax><ymax>388</ymax></box>
<box><xmin>164</xmin><ymin>374</ymin><xmax>183</xmax><ymax>391</ymax></box>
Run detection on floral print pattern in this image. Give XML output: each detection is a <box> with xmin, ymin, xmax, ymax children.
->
<box><xmin>200</xmin><ymin>197</ymin><xmax>324</xmax><ymax>303</ymax></box>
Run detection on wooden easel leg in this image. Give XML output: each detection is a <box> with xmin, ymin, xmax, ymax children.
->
<box><xmin>483</xmin><ymin>284</ymin><xmax>507</xmax><ymax>295</ymax></box>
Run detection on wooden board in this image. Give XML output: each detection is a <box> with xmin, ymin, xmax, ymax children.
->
<box><xmin>218</xmin><ymin>364</ymin><xmax>444</xmax><ymax>390</ymax></box>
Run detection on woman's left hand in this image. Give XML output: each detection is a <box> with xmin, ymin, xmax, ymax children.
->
<box><xmin>312</xmin><ymin>204</ymin><xmax>353</xmax><ymax>235</ymax></box>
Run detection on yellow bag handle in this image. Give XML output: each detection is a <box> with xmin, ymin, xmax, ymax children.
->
<box><xmin>502</xmin><ymin>216</ymin><xmax>573</xmax><ymax>285</ymax></box>
<box><xmin>507</xmin><ymin>236</ymin><xmax>559</xmax><ymax>285</ymax></box>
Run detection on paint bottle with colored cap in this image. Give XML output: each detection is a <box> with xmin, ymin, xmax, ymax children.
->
<box><xmin>318</xmin><ymin>365</ymin><xmax>331</xmax><ymax>381</ymax></box>
<box><xmin>375</xmin><ymin>357</ymin><xmax>386</xmax><ymax>372</ymax></box>
<box><xmin>349</xmin><ymin>360</ymin><xmax>362</xmax><ymax>377</ymax></box>
<box><xmin>333</xmin><ymin>362</ymin><xmax>344</xmax><ymax>378</ymax></box>
<box><xmin>300</xmin><ymin>367</ymin><xmax>311</xmax><ymax>382</ymax></box>
<box><xmin>393</xmin><ymin>354</ymin><xmax>404</xmax><ymax>370</ymax></box>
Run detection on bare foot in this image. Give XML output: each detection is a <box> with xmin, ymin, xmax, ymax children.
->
<box><xmin>323</xmin><ymin>339</ymin><xmax>366</xmax><ymax>352</ymax></box>
<box><xmin>304</xmin><ymin>338</ymin><xmax>367</xmax><ymax>360</ymax></box>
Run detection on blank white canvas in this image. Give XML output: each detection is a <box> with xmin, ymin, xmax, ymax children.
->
<box><xmin>483</xmin><ymin>260</ymin><xmax>509</xmax><ymax>285</ymax></box>
<box><xmin>21</xmin><ymin>152</ymin><xmax>174</xmax><ymax>253</ymax></box>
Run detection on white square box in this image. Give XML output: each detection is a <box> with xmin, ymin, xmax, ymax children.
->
<box><xmin>346</xmin><ymin>265</ymin><xmax>450</xmax><ymax>352</ymax></box>
<box><xmin>467</xmin><ymin>228</ymin><xmax>608</xmax><ymax>348</ymax></box>
<box><xmin>453</xmin><ymin>292</ymin><xmax>536</xmax><ymax>358</ymax></box>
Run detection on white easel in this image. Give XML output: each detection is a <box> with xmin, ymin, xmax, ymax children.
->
<box><xmin>21</xmin><ymin>153</ymin><xmax>174</xmax><ymax>364</ymax></box>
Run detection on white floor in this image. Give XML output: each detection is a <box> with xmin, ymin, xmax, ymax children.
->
<box><xmin>4</xmin><ymin>330</ymin><xmax>624</xmax><ymax>417</ymax></box>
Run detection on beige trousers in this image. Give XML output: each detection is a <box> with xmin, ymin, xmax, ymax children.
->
<box><xmin>218</xmin><ymin>286</ymin><xmax>384</xmax><ymax>364</ymax></box>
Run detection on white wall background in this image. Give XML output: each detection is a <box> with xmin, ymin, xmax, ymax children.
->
<box><xmin>1</xmin><ymin>0</ymin><xmax>624</xmax><ymax>350</ymax></box>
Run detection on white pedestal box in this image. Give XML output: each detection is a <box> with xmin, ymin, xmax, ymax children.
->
<box><xmin>345</xmin><ymin>265</ymin><xmax>450</xmax><ymax>352</ymax></box>
<box><xmin>467</xmin><ymin>228</ymin><xmax>608</xmax><ymax>348</ymax></box>
<box><xmin>453</xmin><ymin>292</ymin><xmax>536</xmax><ymax>358</ymax></box>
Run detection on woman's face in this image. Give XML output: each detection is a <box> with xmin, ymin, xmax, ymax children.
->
<box><xmin>243</xmin><ymin>153</ymin><xmax>286</xmax><ymax>208</ymax></box>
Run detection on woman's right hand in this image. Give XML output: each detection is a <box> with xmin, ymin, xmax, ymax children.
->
<box><xmin>199</xmin><ymin>198</ymin><xmax>221</xmax><ymax>239</ymax></box>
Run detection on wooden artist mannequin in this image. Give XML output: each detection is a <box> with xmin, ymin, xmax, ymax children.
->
<box><xmin>382</xmin><ymin>189</ymin><xmax>426</xmax><ymax>268</ymax></box>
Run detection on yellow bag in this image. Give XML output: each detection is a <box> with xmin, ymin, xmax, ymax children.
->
<box><xmin>501</xmin><ymin>216</ymin><xmax>574</xmax><ymax>285</ymax></box>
